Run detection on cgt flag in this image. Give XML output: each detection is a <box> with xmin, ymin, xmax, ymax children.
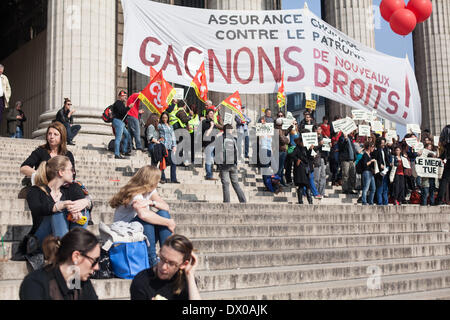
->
<box><xmin>191</xmin><ymin>61</ymin><xmax>208</xmax><ymax>103</ymax></box>
<box><xmin>139</xmin><ymin>69</ymin><xmax>176</xmax><ymax>115</ymax></box>
<box><xmin>150</xmin><ymin>66</ymin><xmax>158</xmax><ymax>79</ymax></box>
<box><xmin>221</xmin><ymin>91</ymin><xmax>245</xmax><ymax>121</ymax></box>
<box><xmin>277</xmin><ymin>71</ymin><xmax>286</xmax><ymax>109</ymax></box>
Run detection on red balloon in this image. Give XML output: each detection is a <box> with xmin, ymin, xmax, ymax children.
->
<box><xmin>380</xmin><ymin>0</ymin><xmax>406</xmax><ymax>22</ymax></box>
<box><xmin>390</xmin><ymin>8</ymin><xmax>417</xmax><ymax>35</ymax></box>
<box><xmin>406</xmin><ymin>0</ymin><xmax>432</xmax><ymax>23</ymax></box>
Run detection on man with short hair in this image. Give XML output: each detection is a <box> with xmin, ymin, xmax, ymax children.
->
<box><xmin>339</xmin><ymin>131</ymin><xmax>358</xmax><ymax>194</ymax></box>
<box><xmin>299</xmin><ymin>111</ymin><xmax>315</xmax><ymax>131</ymax></box>
<box><xmin>126</xmin><ymin>93</ymin><xmax>144</xmax><ymax>151</ymax></box>
<box><xmin>111</xmin><ymin>90</ymin><xmax>132</xmax><ymax>159</ymax></box>
<box><xmin>258</xmin><ymin>108</ymin><xmax>274</xmax><ymax>124</ymax></box>
<box><xmin>201</xmin><ymin>109</ymin><xmax>219</xmax><ymax>180</ymax></box>
<box><xmin>0</xmin><ymin>64</ymin><xmax>12</xmax><ymax>125</ymax></box>
<box><xmin>7</xmin><ymin>101</ymin><xmax>26</xmax><ymax>138</ymax></box>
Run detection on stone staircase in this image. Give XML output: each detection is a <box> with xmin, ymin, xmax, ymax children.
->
<box><xmin>1</xmin><ymin>137</ymin><xmax>450</xmax><ymax>300</ymax></box>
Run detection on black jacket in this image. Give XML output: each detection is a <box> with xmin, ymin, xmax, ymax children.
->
<box><xmin>292</xmin><ymin>146</ymin><xmax>313</xmax><ymax>186</ymax></box>
<box><xmin>112</xmin><ymin>100</ymin><xmax>130</xmax><ymax>120</ymax></box>
<box><xmin>6</xmin><ymin>108</ymin><xmax>26</xmax><ymax>135</ymax></box>
<box><xmin>55</xmin><ymin>107</ymin><xmax>73</xmax><ymax>126</ymax></box>
<box><xmin>338</xmin><ymin>135</ymin><xmax>357</xmax><ymax>162</ymax></box>
<box><xmin>20</xmin><ymin>265</ymin><xmax>98</xmax><ymax>300</ymax></box>
<box><xmin>21</xmin><ymin>147</ymin><xmax>75</xmax><ymax>174</ymax></box>
<box><xmin>373</xmin><ymin>147</ymin><xmax>391</xmax><ymax>173</ymax></box>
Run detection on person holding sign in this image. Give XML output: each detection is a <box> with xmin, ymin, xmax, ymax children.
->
<box><xmin>291</xmin><ymin>137</ymin><xmax>314</xmax><ymax>205</ymax></box>
<box><xmin>320</xmin><ymin>116</ymin><xmax>331</xmax><ymax>138</ymax></box>
<box><xmin>373</xmin><ymin>138</ymin><xmax>391</xmax><ymax>206</ymax></box>
<box><xmin>391</xmin><ymin>145</ymin><xmax>406</xmax><ymax>206</ymax></box>
<box><xmin>299</xmin><ymin>111</ymin><xmax>315</xmax><ymax>131</ymax></box>
<box><xmin>360</xmin><ymin>142</ymin><xmax>376</xmax><ymax>205</ymax></box>
<box><xmin>338</xmin><ymin>132</ymin><xmax>358</xmax><ymax>195</ymax></box>
<box><xmin>419</xmin><ymin>144</ymin><xmax>437</xmax><ymax>206</ymax></box>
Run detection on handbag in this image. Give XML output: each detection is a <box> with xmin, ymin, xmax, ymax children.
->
<box><xmin>109</xmin><ymin>241</ymin><xmax>150</xmax><ymax>279</ymax></box>
<box><xmin>91</xmin><ymin>249</ymin><xmax>114</xmax><ymax>279</ymax></box>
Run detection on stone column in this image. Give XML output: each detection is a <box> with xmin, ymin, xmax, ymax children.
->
<box><xmin>413</xmin><ymin>1</ymin><xmax>450</xmax><ymax>135</ymax></box>
<box><xmin>321</xmin><ymin>0</ymin><xmax>375</xmax><ymax>121</ymax></box>
<box><xmin>33</xmin><ymin>0</ymin><xmax>116</xmax><ymax>142</ymax></box>
<box><xmin>206</xmin><ymin>0</ymin><xmax>280</xmax><ymax>123</ymax></box>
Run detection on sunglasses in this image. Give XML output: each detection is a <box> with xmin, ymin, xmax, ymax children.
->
<box><xmin>81</xmin><ymin>253</ymin><xmax>100</xmax><ymax>268</ymax></box>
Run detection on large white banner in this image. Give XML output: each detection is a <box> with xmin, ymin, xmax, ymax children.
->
<box><xmin>121</xmin><ymin>0</ymin><xmax>421</xmax><ymax>126</ymax></box>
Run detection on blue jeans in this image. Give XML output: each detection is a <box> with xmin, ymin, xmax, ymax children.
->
<box><xmin>309</xmin><ymin>171</ymin><xmax>319</xmax><ymax>196</ymax></box>
<box><xmin>10</xmin><ymin>126</ymin><xmax>23</xmax><ymax>138</ymax></box>
<box><xmin>421</xmin><ymin>179</ymin><xmax>436</xmax><ymax>205</ymax></box>
<box><xmin>63</xmin><ymin>123</ymin><xmax>81</xmax><ymax>143</ymax></box>
<box><xmin>277</xmin><ymin>151</ymin><xmax>287</xmax><ymax>184</ymax></box>
<box><xmin>131</xmin><ymin>211</ymin><xmax>172</xmax><ymax>267</ymax></box>
<box><xmin>205</xmin><ymin>145</ymin><xmax>215</xmax><ymax>178</ymax></box>
<box><xmin>362</xmin><ymin>170</ymin><xmax>376</xmax><ymax>205</ymax></box>
<box><xmin>34</xmin><ymin>210</ymin><xmax>90</xmax><ymax>246</ymax></box>
<box><xmin>127</xmin><ymin>116</ymin><xmax>142</xmax><ymax>150</ymax></box>
<box><xmin>112</xmin><ymin>118</ymin><xmax>131</xmax><ymax>156</ymax></box>
<box><xmin>161</xmin><ymin>149</ymin><xmax>177</xmax><ymax>182</ymax></box>
<box><xmin>376</xmin><ymin>174</ymin><xmax>389</xmax><ymax>205</ymax></box>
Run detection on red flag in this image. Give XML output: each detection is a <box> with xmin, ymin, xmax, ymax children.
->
<box><xmin>138</xmin><ymin>69</ymin><xmax>176</xmax><ymax>115</ymax></box>
<box><xmin>150</xmin><ymin>66</ymin><xmax>158</xmax><ymax>79</ymax></box>
<box><xmin>221</xmin><ymin>91</ymin><xmax>244</xmax><ymax>121</ymax></box>
<box><xmin>191</xmin><ymin>62</ymin><xmax>208</xmax><ymax>103</ymax></box>
<box><xmin>277</xmin><ymin>71</ymin><xmax>286</xmax><ymax>109</ymax></box>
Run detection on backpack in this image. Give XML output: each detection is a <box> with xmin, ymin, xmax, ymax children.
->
<box><xmin>102</xmin><ymin>105</ymin><xmax>113</xmax><ymax>123</ymax></box>
<box><xmin>409</xmin><ymin>190</ymin><xmax>421</xmax><ymax>204</ymax></box>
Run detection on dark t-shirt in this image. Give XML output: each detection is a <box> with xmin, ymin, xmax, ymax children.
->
<box><xmin>361</xmin><ymin>152</ymin><xmax>374</xmax><ymax>172</ymax></box>
<box><xmin>21</xmin><ymin>147</ymin><xmax>76</xmax><ymax>173</ymax></box>
<box><xmin>20</xmin><ymin>266</ymin><xmax>98</xmax><ymax>300</ymax></box>
<box><xmin>130</xmin><ymin>268</ymin><xmax>189</xmax><ymax>300</ymax></box>
<box><xmin>112</xmin><ymin>100</ymin><xmax>129</xmax><ymax>120</ymax></box>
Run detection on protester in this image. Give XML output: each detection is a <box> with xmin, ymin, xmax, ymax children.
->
<box><xmin>275</xmin><ymin>118</ymin><xmax>290</xmax><ymax>186</ymax></box>
<box><xmin>158</xmin><ymin>112</ymin><xmax>179</xmax><ymax>184</ymax></box>
<box><xmin>320</xmin><ymin>116</ymin><xmax>331</xmax><ymax>138</ymax></box>
<box><xmin>329</xmin><ymin>130</ymin><xmax>342</xmax><ymax>186</ymax></box>
<box><xmin>169</xmin><ymin>100</ymin><xmax>193</xmax><ymax>131</ymax></box>
<box><xmin>258</xmin><ymin>108</ymin><xmax>274</xmax><ymax>123</ymax></box>
<box><xmin>21</xmin><ymin>122</ymin><xmax>76</xmax><ymax>184</ymax></box>
<box><xmin>298</xmin><ymin>111</ymin><xmax>315</xmax><ymax>131</ymax></box>
<box><xmin>292</xmin><ymin>136</ymin><xmax>314</xmax><ymax>204</ymax></box>
<box><xmin>0</xmin><ymin>64</ymin><xmax>12</xmax><ymax>124</ymax></box>
<box><xmin>285</xmin><ymin>120</ymin><xmax>300</xmax><ymax>186</ymax></box>
<box><xmin>127</xmin><ymin>93</ymin><xmax>144</xmax><ymax>152</ymax></box>
<box><xmin>373</xmin><ymin>137</ymin><xmax>391</xmax><ymax>205</ymax></box>
<box><xmin>313</xmin><ymin>125</ymin><xmax>327</xmax><ymax>198</ymax></box>
<box><xmin>235</xmin><ymin>105</ymin><xmax>251</xmax><ymax>160</ymax></box>
<box><xmin>146</xmin><ymin>113</ymin><xmax>162</xmax><ymax>167</ymax></box>
<box><xmin>436</xmin><ymin>124</ymin><xmax>450</xmax><ymax>205</ymax></box>
<box><xmin>7</xmin><ymin>101</ymin><xmax>26</xmax><ymax>138</ymax></box>
<box><xmin>187</xmin><ymin>105</ymin><xmax>201</xmax><ymax>165</ymax></box>
<box><xmin>20</xmin><ymin>228</ymin><xmax>100</xmax><ymax>300</ymax></box>
<box><xmin>26</xmin><ymin>156</ymin><xmax>92</xmax><ymax>245</ymax></box>
<box><xmin>339</xmin><ymin>131</ymin><xmax>358</xmax><ymax>195</ymax></box>
<box><xmin>130</xmin><ymin>234</ymin><xmax>201</xmax><ymax>300</ymax></box>
<box><xmin>360</xmin><ymin>142</ymin><xmax>376</xmax><ymax>205</ymax></box>
<box><xmin>111</xmin><ymin>90</ymin><xmax>131</xmax><ymax>159</ymax></box>
<box><xmin>420</xmin><ymin>144</ymin><xmax>437</xmax><ymax>206</ymax></box>
<box><xmin>56</xmin><ymin>98</ymin><xmax>81</xmax><ymax>146</ymax></box>
<box><xmin>391</xmin><ymin>145</ymin><xmax>405</xmax><ymax>205</ymax></box>
<box><xmin>218</xmin><ymin>124</ymin><xmax>247</xmax><ymax>203</ymax></box>
<box><xmin>201</xmin><ymin>109</ymin><xmax>219</xmax><ymax>181</ymax></box>
<box><xmin>110</xmin><ymin>165</ymin><xmax>176</xmax><ymax>267</ymax></box>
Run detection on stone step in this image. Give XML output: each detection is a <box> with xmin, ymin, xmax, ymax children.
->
<box><xmin>200</xmin><ymin>270</ymin><xmax>450</xmax><ymax>300</ymax></box>
<box><xmin>366</xmin><ymin>287</ymin><xmax>450</xmax><ymax>300</ymax></box>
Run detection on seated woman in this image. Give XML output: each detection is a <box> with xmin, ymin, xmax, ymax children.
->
<box><xmin>130</xmin><ymin>234</ymin><xmax>201</xmax><ymax>300</ymax></box>
<box><xmin>20</xmin><ymin>228</ymin><xmax>100</xmax><ymax>300</ymax></box>
<box><xmin>110</xmin><ymin>165</ymin><xmax>176</xmax><ymax>267</ymax></box>
<box><xmin>20</xmin><ymin>121</ymin><xmax>76</xmax><ymax>184</ymax></box>
<box><xmin>26</xmin><ymin>156</ymin><xmax>92</xmax><ymax>246</ymax></box>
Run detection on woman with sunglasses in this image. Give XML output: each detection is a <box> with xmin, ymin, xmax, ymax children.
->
<box><xmin>20</xmin><ymin>228</ymin><xmax>100</xmax><ymax>300</ymax></box>
<box><xmin>130</xmin><ymin>234</ymin><xmax>201</xmax><ymax>300</ymax></box>
<box><xmin>26</xmin><ymin>156</ymin><xmax>92</xmax><ymax>246</ymax></box>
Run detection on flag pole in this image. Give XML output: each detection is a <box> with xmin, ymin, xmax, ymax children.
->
<box><xmin>122</xmin><ymin>95</ymin><xmax>140</xmax><ymax>122</ymax></box>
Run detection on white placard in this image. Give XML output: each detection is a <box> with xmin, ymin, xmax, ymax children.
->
<box><xmin>352</xmin><ymin>110</ymin><xmax>369</xmax><ymax>121</ymax></box>
<box><xmin>407</xmin><ymin>124</ymin><xmax>421</xmax><ymax>135</ymax></box>
<box><xmin>415</xmin><ymin>142</ymin><xmax>424</xmax><ymax>153</ymax></box>
<box><xmin>405</xmin><ymin>137</ymin><xmax>418</xmax><ymax>148</ymax></box>
<box><xmin>332</xmin><ymin>119</ymin><xmax>347</xmax><ymax>133</ymax></box>
<box><xmin>311</xmin><ymin>149</ymin><xmax>317</xmax><ymax>157</ymax></box>
<box><xmin>223</xmin><ymin>112</ymin><xmax>233</xmax><ymax>125</ymax></box>
<box><xmin>322</xmin><ymin>138</ymin><xmax>331</xmax><ymax>152</ymax></box>
<box><xmin>434</xmin><ymin>136</ymin><xmax>440</xmax><ymax>147</ymax></box>
<box><xmin>174</xmin><ymin>88</ymin><xmax>185</xmax><ymax>100</ymax></box>
<box><xmin>358</xmin><ymin>125</ymin><xmax>371</xmax><ymax>137</ymax></box>
<box><xmin>255</xmin><ymin>123</ymin><xmax>274</xmax><ymax>136</ymax></box>
<box><xmin>422</xmin><ymin>149</ymin><xmax>436</xmax><ymax>157</ymax></box>
<box><xmin>386</xmin><ymin>129</ymin><xmax>397</xmax><ymax>143</ymax></box>
<box><xmin>401</xmin><ymin>156</ymin><xmax>411</xmax><ymax>169</ymax></box>
<box><xmin>305</xmin><ymin>125</ymin><xmax>313</xmax><ymax>132</ymax></box>
<box><xmin>371</xmin><ymin>121</ymin><xmax>383</xmax><ymax>132</ymax></box>
<box><xmin>415</xmin><ymin>157</ymin><xmax>444</xmax><ymax>178</ymax></box>
<box><xmin>341</xmin><ymin>118</ymin><xmax>357</xmax><ymax>135</ymax></box>
<box><xmin>302</xmin><ymin>132</ymin><xmax>318</xmax><ymax>147</ymax></box>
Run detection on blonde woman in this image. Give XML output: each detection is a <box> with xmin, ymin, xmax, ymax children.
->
<box><xmin>110</xmin><ymin>165</ymin><xmax>175</xmax><ymax>267</ymax></box>
<box><xmin>26</xmin><ymin>156</ymin><xmax>91</xmax><ymax>245</ymax></box>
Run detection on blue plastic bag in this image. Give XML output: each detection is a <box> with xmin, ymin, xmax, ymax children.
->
<box><xmin>109</xmin><ymin>241</ymin><xmax>149</xmax><ymax>279</ymax></box>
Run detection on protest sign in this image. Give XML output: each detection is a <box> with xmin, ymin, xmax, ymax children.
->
<box><xmin>405</xmin><ymin>137</ymin><xmax>418</xmax><ymax>148</ymax></box>
<box><xmin>415</xmin><ymin>157</ymin><xmax>444</xmax><ymax>178</ymax></box>
<box><xmin>332</xmin><ymin>119</ymin><xmax>347</xmax><ymax>133</ymax></box>
<box><xmin>223</xmin><ymin>112</ymin><xmax>233</xmax><ymax>125</ymax></box>
<box><xmin>352</xmin><ymin>110</ymin><xmax>369</xmax><ymax>121</ymax></box>
<box><xmin>434</xmin><ymin>136</ymin><xmax>440</xmax><ymax>147</ymax></box>
<box><xmin>305</xmin><ymin>125</ymin><xmax>313</xmax><ymax>132</ymax></box>
<box><xmin>386</xmin><ymin>129</ymin><xmax>397</xmax><ymax>143</ymax></box>
<box><xmin>407</xmin><ymin>124</ymin><xmax>421</xmax><ymax>135</ymax></box>
<box><xmin>256</xmin><ymin>123</ymin><xmax>274</xmax><ymax>136</ymax></box>
<box><xmin>302</xmin><ymin>132</ymin><xmax>318</xmax><ymax>147</ymax></box>
<box><xmin>422</xmin><ymin>149</ymin><xmax>436</xmax><ymax>157</ymax></box>
<box><xmin>282</xmin><ymin>112</ymin><xmax>295</xmax><ymax>130</ymax></box>
<box><xmin>401</xmin><ymin>156</ymin><xmax>411</xmax><ymax>169</ymax></box>
<box><xmin>371</xmin><ymin>121</ymin><xmax>383</xmax><ymax>132</ymax></box>
<box><xmin>122</xmin><ymin>0</ymin><xmax>421</xmax><ymax>126</ymax></box>
<box><xmin>322</xmin><ymin>138</ymin><xmax>331</xmax><ymax>152</ymax></box>
<box><xmin>415</xmin><ymin>142</ymin><xmax>424</xmax><ymax>153</ymax></box>
<box><xmin>174</xmin><ymin>88</ymin><xmax>185</xmax><ymax>100</ymax></box>
<box><xmin>342</xmin><ymin>118</ymin><xmax>357</xmax><ymax>135</ymax></box>
<box><xmin>359</xmin><ymin>125</ymin><xmax>371</xmax><ymax>137</ymax></box>
<box><xmin>305</xmin><ymin>100</ymin><xmax>317</xmax><ymax>111</ymax></box>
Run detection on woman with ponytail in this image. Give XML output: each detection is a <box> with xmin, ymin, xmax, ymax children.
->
<box><xmin>26</xmin><ymin>156</ymin><xmax>91</xmax><ymax>245</ymax></box>
<box><xmin>20</xmin><ymin>228</ymin><xmax>100</xmax><ymax>300</ymax></box>
<box><xmin>130</xmin><ymin>234</ymin><xmax>201</xmax><ymax>300</ymax></box>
